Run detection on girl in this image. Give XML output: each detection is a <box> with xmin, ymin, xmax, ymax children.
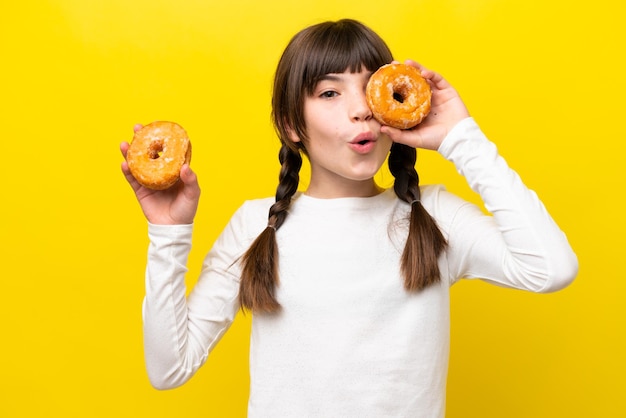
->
<box><xmin>121</xmin><ymin>19</ymin><xmax>578</xmax><ymax>418</ymax></box>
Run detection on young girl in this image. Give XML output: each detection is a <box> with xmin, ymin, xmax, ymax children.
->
<box><xmin>121</xmin><ymin>19</ymin><xmax>578</xmax><ymax>418</ymax></box>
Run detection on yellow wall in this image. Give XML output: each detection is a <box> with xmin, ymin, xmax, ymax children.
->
<box><xmin>1</xmin><ymin>0</ymin><xmax>623</xmax><ymax>416</ymax></box>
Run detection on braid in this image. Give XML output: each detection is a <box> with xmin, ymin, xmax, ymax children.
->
<box><xmin>388</xmin><ymin>143</ymin><xmax>447</xmax><ymax>291</ymax></box>
<box><xmin>268</xmin><ymin>143</ymin><xmax>302</xmax><ymax>229</ymax></box>
<box><xmin>389</xmin><ymin>143</ymin><xmax>420</xmax><ymax>203</ymax></box>
<box><xmin>239</xmin><ymin>143</ymin><xmax>302</xmax><ymax>313</ymax></box>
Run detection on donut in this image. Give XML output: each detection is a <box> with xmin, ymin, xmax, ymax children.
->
<box><xmin>366</xmin><ymin>63</ymin><xmax>432</xmax><ymax>129</ymax></box>
<box><xmin>126</xmin><ymin>121</ymin><xmax>192</xmax><ymax>190</ymax></box>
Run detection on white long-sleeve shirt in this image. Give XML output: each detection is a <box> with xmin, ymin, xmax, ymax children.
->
<box><xmin>141</xmin><ymin>118</ymin><xmax>578</xmax><ymax>417</ymax></box>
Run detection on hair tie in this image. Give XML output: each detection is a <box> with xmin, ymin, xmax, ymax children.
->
<box><xmin>267</xmin><ymin>223</ymin><xmax>277</xmax><ymax>231</ymax></box>
<box><xmin>410</xmin><ymin>199</ymin><xmax>420</xmax><ymax>206</ymax></box>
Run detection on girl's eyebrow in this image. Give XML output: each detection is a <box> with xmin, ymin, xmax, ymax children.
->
<box><xmin>315</xmin><ymin>71</ymin><xmax>373</xmax><ymax>88</ymax></box>
<box><xmin>317</xmin><ymin>74</ymin><xmax>344</xmax><ymax>83</ymax></box>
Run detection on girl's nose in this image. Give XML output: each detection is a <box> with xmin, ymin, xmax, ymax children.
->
<box><xmin>351</xmin><ymin>91</ymin><xmax>373</xmax><ymax>122</ymax></box>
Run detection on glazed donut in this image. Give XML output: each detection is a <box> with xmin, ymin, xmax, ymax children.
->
<box><xmin>126</xmin><ymin>121</ymin><xmax>192</xmax><ymax>190</ymax></box>
<box><xmin>366</xmin><ymin>63</ymin><xmax>431</xmax><ymax>129</ymax></box>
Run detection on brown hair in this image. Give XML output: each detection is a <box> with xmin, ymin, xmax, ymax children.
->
<box><xmin>239</xmin><ymin>19</ymin><xmax>447</xmax><ymax>313</ymax></box>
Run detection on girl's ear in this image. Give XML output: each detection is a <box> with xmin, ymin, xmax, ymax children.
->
<box><xmin>284</xmin><ymin>118</ymin><xmax>302</xmax><ymax>143</ymax></box>
<box><xmin>286</xmin><ymin>125</ymin><xmax>301</xmax><ymax>143</ymax></box>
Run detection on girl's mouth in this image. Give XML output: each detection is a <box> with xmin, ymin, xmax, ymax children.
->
<box><xmin>349</xmin><ymin>132</ymin><xmax>377</xmax><ymax>154</ymax></box>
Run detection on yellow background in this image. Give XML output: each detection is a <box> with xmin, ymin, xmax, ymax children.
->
<box><xmin>1</xmin><ymin>0</ymin><xmax>623</xmax><ymax>416</ymax></box>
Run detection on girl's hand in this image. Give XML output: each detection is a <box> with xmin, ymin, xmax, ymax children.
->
<box><xmin>381</xmin><ymin>60</ymin><xmax>470</xmax><ymax>150</ymax></box>
<box><xmin>120</xmin><ymin>124</ymin><xmax>201</xmax><ymax>225</ymax></box>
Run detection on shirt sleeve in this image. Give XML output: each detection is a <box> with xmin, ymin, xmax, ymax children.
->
<box><xmin>438</xmin><ymin>117</ymin><xmax>578</xmax><ymax>292</ymax></box>
<box><xmin>142</xmin><ymin>205</ymin><xmax>251</xmax><ymax>390</ymax></box>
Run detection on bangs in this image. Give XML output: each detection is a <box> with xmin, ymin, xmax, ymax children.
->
<box><xmin>301</xmin><ymin>21</ymin><xmax>393</xmax><ymax>95</ymax></box>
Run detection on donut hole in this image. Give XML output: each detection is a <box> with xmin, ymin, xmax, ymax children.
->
<box><xmin>393</xmin><ymin>85</ymin><xmax>409</xmax><ymax>104</ymax></box>
<box><xmin>148</xmin><ymin>140</ymin><xmax>164</xmax><ymax>159</ymax></box>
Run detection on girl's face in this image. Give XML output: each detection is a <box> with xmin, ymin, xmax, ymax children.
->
<box><xmin>292</xmin><ymin>69</ymin><xmax>392</xmax><ymax>198</ymax></box>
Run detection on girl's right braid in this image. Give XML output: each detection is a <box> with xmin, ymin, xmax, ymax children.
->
<box><xmin>239</xmin><ymin>143</ymin><xmax>302</xmax><ymax>313</ymax></box>
<box><xmin>268</xmin><ymin>143</ymin><xmax>303</xmax><ymax>230</ymax></box>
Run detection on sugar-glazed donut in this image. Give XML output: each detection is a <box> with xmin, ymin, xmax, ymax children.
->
<box><xmin>366</xmin><ymin>63</ymin><xmax>431</xmax><ymax>129</ymax></box>
<box><xmin>126</xmin><ymin>121</ymin><xmax>192</xmax><ymax>190</ymax></box>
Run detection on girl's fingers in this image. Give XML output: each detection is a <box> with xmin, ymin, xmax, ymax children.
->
<box><xmin>404</xmin><ymin>59</ymin><xmax>426</xmax><ymax>72</ymax></box>
<box><xmin>120</xmin><ymin>142</ymin><xmax>144</xmax><ymax>192</ymax></box>
<box><xmin>180</xmin><ymin>164</ymin><xmax>201</xmax><ymax>200</ymax></box>
<box><xmin>121</xmin><ymin>160</ymin><xmax>144</xmax><ymax>193</ymax></box>
<box><xmin>120</xmin><ymin>141</ymin><xmax>130</xmax><ymax>159</ymax></box>
<box><xmin>426</xmin><ymin>71</ymin><xmax>448</xmax><ymax>89</ymax></box>
<box><xmin>404</xmin><ymin>59</ymin><xmax>450</xmax><ymax>91</ymax></box>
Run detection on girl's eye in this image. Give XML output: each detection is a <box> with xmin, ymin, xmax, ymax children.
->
<box><xmin>320</xmin><ymin>90</ymin><xmax>338</xmax><ymax>98</ymax></box>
